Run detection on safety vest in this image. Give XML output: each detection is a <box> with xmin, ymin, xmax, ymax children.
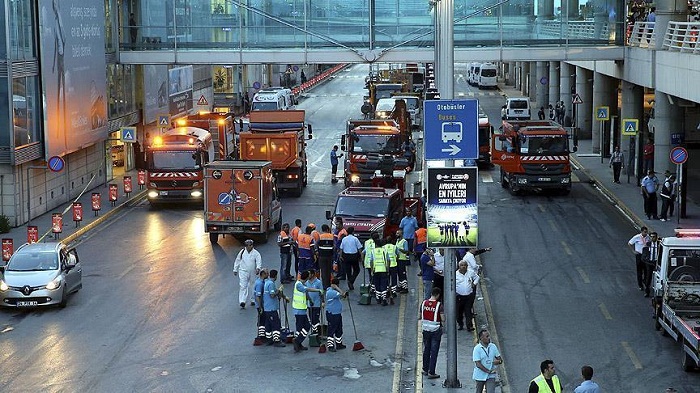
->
<box><xmin>297</xmin><ymin>233</ymin><xmax>313</xmax><ymax>259</ymax></box>
<box><xmin>318</xmin><ymin>233</ymin><xmax>335</xmax><ymax>256</ymax></box>
<box><xmin>334</xmin><ymin>228</ymin><xmax>347</xmax><ymax>247</ymax></box>
<box><xmin>415</xmin><ymin>228</ymin><xmax>427</xmax><ymax>245</ymax></box>
<box><xmin>530</xmin><ymin>375</ymin><xmax>561</xmax><ymax>393</ymax></box>
<box><xmin>396</xmin><ymin>238</ymin><xmax>409</xmax><ymax>261</ymax></box>
<box><xmin>279</xmin><ymin>230</ymin><xmax>291</xmax><ymax>252</ymax></box>
<box><xmin>421</xmin><ymin>299</ymin><xmax>441</xmax><ymax>331</ymax></box>
<box><xmin>292</xmin><ymin>281</ymin><xmax>307</xmax><ymax>310</ymax></box>
<box><xmin>364</xmin><ymin>239</ymin><xmax>375</xmax><ymax>267</ymax></box>
<box><xmin>290</xmin><ymin>226</ymin><xmax>301</xmax><ymax>242</ymax></box>
<box><xmin>383</xmin><ymin>243</ymin><xmax>397</xmax><ymax>267</ymax></box>
<box><xmin>372</xmin><ymin>247</ymin><xmax>387</xmax><ymax>273</ymax></box>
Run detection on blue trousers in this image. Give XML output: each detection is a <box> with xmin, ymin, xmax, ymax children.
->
<box><xmin>422</xmin><ymin>327</ymin><xmax>442</xmax><ymax>374</ymax></box>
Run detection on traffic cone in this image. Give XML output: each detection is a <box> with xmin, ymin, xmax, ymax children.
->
<box><xmin>253</xmin><ymin>337</ymin><xmax>265</xmax><ymax>346</ymax></box>
<box><xmin>318</xmin><ymin>343</ymin><xmax>326</xmax><ymax>353</ymax></box>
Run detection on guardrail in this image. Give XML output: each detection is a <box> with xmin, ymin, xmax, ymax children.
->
<box><xmin>628</xmin><ymin>22</ymin><xmax>656</xmax><ymax>48</ymax></box>
<box><xmin>540</xmin><ymin>20</ymin><xmax>610</xmax><ymax>39</ymax></box>
<box><xmin>662</xmin><ymin>21</ymin><xmax>700</xmax><ymax>53</ymax></box>
<box><xmin>291</xmin><ymin>64</ymin><xmax>349</xmax><ymax>97</ymax></box>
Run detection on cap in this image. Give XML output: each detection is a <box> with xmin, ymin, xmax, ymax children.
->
<box><xmin>244</xmin><ymin>239</ymin><xmax>254</xmax><ymax>245</ymax></box>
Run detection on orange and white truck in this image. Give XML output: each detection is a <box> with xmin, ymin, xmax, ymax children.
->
<box><xmin>491</xmin><ymin>120</ymin><xmax>573</xmax><ymax>195</ymax></box>
<box><xmin>174</xmin><ymin>112</ymin><xmax>237</xmax><ymax>160</ymax></box>
<box><xmin>238</xmin><ymin>110</ymin><xmax>312</xmax><ymax>197</ymax></box>
<box><xmin>204</xmin><ymin>160</ymin><xmax>282</xmax><ymax>243</ymax></box>
<box><xmin>145</xmin><ymin>127</ymin><xmax>215</xmax><ymax>206</ymax></box>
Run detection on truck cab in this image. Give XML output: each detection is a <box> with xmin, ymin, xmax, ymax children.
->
<box><xmin>251</xmin><ymin>87</ymin><xmax>295</xmax><ymax>111</ymax></box>
<box><xmin>341</xmin><ymin>121</ymin><xmax>407</xmax><ymax>187</ymax></box>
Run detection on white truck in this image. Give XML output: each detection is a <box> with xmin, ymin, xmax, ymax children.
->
<box><xmin>651</xmin><ymin>229</ymin><xmax>700</xmax><ymax>371</ymax></box>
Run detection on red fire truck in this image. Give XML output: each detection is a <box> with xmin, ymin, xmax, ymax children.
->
<box><xmin>145</xmin><ymin>127</ymin><xmax>215</xmax><ymax>206</ymax></box>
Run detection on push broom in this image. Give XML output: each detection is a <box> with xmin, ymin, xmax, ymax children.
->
<box><xmin>346</xmin><ymin>295</ymin><xmax>365</xmax><ymax>351</ymax></box>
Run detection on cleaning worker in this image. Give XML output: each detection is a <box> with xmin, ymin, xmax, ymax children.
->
<box><xmin>254</xmin><ymin>268</ymin><xmax>269</xmax><ymax>345</ymax></box>
<box><xmin>290</xmin><ymin>219</ymin><xmax>302</xmax><ymax>277</ymax></box>
<box><xmin>292</xmin><ymin>270</ymin><xmax>322</xmax><ymax>352</ymax></box>
<box><xmin>297</xmin><ymin>226</ymin><xmax>315</xmax><ymax>274</ymax></box>
<box><xmin>383</xmin><ymin>235</ymin><xmax>399</xmax><ymax>304</ymax></box>
<box><xmin>369</xmin><ymin>237</ymin><xmax>389</xmax><ymax>306</ymax></box>
<box><xmin>278</xmin><ymin>223</ymin><xmax>294</xmax><ymax>283</ymax></box>
<box><xmin>317</xmin><ymin>224</ymin><xmax>335</xmax><ymax>290</ymax></box>
<box><xmin>305</xmin><ymin>269</ymin><xmax>324</xmax><ymax>334</ymax></box>
<box><xmin>395</xmin><ymin>229</ymin><xmax>410</xmax><ymax>293</ymax></box>
<box><xmin>325</xmin><ymin>277</ymin><xmax>348</xmax><ymax>352</ymax></box>
<box><xmin>361</xmin><ymin>232</ymin><xmax>380</xmax><ymax>294</ymax></box>
<box><xmin>263</xmin><ymin>269</ymin><xmax>288</xmax><ymax>347</ymax></box>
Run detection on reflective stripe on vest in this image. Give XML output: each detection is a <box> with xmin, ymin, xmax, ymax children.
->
<box><xmin>279</xmin><ymin>230</ymin><xmax>291</xmax><ymax>249</ymax></box>
<box><xmin>318</xmin><ymin>233</ymin><xmax>334</xmax><ymax>250</ymax></box>
<box><xmin>364</xmin><ymin>239</ymin><xmax>375</xmax><ymax>266</ymax></box>
<box><xmin>396</xmin><ymin>238</ymin><xmax>409</xmax><ymax>260</ymax></box>
<box><xmin>531</xmin><ymin>375</ymin><xmax>561</xmax><ymax>393</ymax></box>
<box><xmin>372</xmin><ymin>247</ymin><xmax>387</xmax><ymax>273</ymax></box>
<box><xmin>384</xmin><ymin>243</ymin><xmax>397</xmax><ymax>267</ymax></box>
<box><xmin>293</xmin><ymin>281</ymin><xmax>307</xmax><ymax>310</ymax></box>
<box><xmin>421</xmin><ymin>300</ymin><xmax>441</xmax><ymax>331</ymax></box>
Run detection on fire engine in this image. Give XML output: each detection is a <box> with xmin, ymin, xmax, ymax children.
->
<box><xmin>145</xmin><ymin>127</ymin><xmax>214</xmax><ymax>206</ymax></box>
<box><xmin>491</xmin><ymin>120</ymin><xmax>573</xmax><ymax>195</ymax></box>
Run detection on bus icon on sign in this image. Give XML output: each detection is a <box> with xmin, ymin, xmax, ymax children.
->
<box><xmin>441</xmin><ymin>122</ymin><xmax>463</xmax><ymax>143</ymax></box>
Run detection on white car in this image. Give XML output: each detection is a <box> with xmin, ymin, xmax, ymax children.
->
<box><xmin>0</xmin><ymin>242</ymin><xmax>82</xmax><ymax>308</ymax></box>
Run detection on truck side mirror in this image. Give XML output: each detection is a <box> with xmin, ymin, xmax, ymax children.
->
<box><xmin>325</xmin><ymin>210</ymin><xmax>332</xmax><ymax>220</ymax></box>
<box><xmin>307</xmin><ymin>124</ymin><xmax>313</xmax><ymax>140</ymax></box>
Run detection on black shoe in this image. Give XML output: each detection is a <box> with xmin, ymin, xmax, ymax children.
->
<box><xmin>293</xmin><ymin>341</ymin><xmax>301</xmax><ymax>352</ymax></box>
<box><xmin>240</xmin><ymin>302</ymin><xmax>246</xmax><ymax>309</ymax></box>
<box><xmin>299</xmin><ymin>344</ymin><xmax>308</xmax><ymax>350</ymax></box>
<box><xmin>348</xmin><ymin>283</ymin><xmax>354</xmax><ymax>290</ymax></box>
<box><xmin>427</xmin><ymin>374</ymin><xmax>440</xmax><ymax>379</ymax></box>
<box><xmin>389</xmin><ymin>297</ymin><xmax>395</xmax><ymax>305</ymax></box>
<box><xmin>382</xmin><ymin>300</ymin><xmax>388</xmax><ymax>306</ymax></box>
<box><xmin>422</xmin><ymin>370</ymin><xmax>429</xmax><ymax>376</ymax></box>
<box><xmin>644</xmin><ymin>293</ymin><xmax>650</xmax><ymax>298</ymax></box>
<box><xmin>457</xmin><ymin>326</ymin><xmax>464</xmax><ymax>331</ymax></box>
<box><xmin>336</xmin><ymin>343</ymin><xmax>346</xmax><ymax>350</ymax></box>
<box><xmin>273</xmin><ymin>341</ymin><xmax>286</xmax><ymax>347</ymax></box>
<box><xmin>467</xmin><ymin>327</ymin><xmax>475</xmax><ymax>332</ymax></box>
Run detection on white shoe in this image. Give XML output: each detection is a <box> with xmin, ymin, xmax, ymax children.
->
<box><xmin>660</xmin><ymin>218</ymin><xmax>667</xmax><ymax>222</ymax></box>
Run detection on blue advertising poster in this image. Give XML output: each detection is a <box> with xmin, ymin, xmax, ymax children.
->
<box><xmin>426</xmin><ymin>167</ymin><xmax>478</xmax><ymax>248</ymax></box>
<box><xmin>423</xmin><ymin>99</ymin><xmax>478</xmax><ymax>160</ymax></box>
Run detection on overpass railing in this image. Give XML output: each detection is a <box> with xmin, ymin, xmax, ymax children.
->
<box><xmin>662</xmin><ymin>21</ymin><xmax>700</xmax><ymax>53</ymax></box>
<box><xmin>628</xmin><ymin>22</ymin><xmax>656</xmax><ymax>48</ymax></box>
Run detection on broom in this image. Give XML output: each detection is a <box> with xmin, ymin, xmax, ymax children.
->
<box><xmin>283</xmin><ymin>298</ymin><xmax>294</xmax><ymax>344</ymax></box>
<box><xmin>253</xmin><ymin>306</ymin><xmax>265</xmax><ymax>346</ymax></box>
<box><xmin>346</xmin><ymin>295</ymin><xmax>365</xmax><ymax>351</ymax></box>
<box><xmin>318</xmin><ymin>302</ymin><xmax>327</xmax><ymax>353</ymax></box>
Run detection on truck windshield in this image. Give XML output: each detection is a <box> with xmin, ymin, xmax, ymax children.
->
<box><xmin>251</xmin><ymin>102</ymin><xmax>277</xmax><ymax>111</ymax></box>
<box><xmin>400</xmin><ymin>98</ymin><xmax>419</xmax><ymax>111</ymax></box>
<box><xmin>352</xmin><ymin>134</ymin><xmax>401</xmax><ymax>154</ymax></box>
<box><xmin>335</xmin><ymin>197</ymin><xmax>389</xmax><ymax>218</ymax></box>
<box><xmin>149</xmin><ymin>150</ymin><xmax>199</xmax><ymax>170</ymax></box>
<box><xmin>520</xmin><ymin>135</ymin><xmax>568</xmax><ymax>155</ymax></box>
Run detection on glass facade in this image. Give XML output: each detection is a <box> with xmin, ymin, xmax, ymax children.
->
<box><xmin>12</xmin><ymin>76</ymin><xmax>40</xmax><ymax>147</ymax></box>
<box><xmin>8</xmin><ymin>0</ymin><xmax>35</xmax><ymax>60</ymax></box>
<box><xmin>123</xmin><ymin>0</ymin><xmax>624</xmax><ymax>51</ymax></box>
<box><xmin>107</xmin><ymin>64</ymin><xmax>137</xmax><ymax>118</ymax></box>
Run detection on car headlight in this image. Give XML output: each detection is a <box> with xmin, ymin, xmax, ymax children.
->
<box><xmin>0</xmin><ymin>280</ymin><xmax>8</xmax><ymax>291</ymax></box>
<box><xmin>351</xmin><ymin>175</ymin><xmax>360</xmax><ymax>184</ymax></box>
<box><xmin>147</xmin><ymin>190</ymin><xmax>159</xmax><ymax>198</ymax></box>
<box><xmin>46</xmin><ymin>277</ymin><xmax>61</xmax><ymax>290</ymax></box>
<box><xmin>190</xmin><ymin>190</ymin><xmax>203</xmax><ymax>197</ymax></box>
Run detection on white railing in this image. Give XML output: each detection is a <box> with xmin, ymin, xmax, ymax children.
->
<box><xmin>628</xmin><ymin>22</ymin><xmax>656</xmax><ymax>48</ymax></box>
<box><xmin>663</xmin><ymin>21</ymin><xmax>700</xmax><ymax>54</ymax></box>
<box><xmin>540</xmin><ymin>20</ymin><xmax>610</xmax><ymax>39</ymax></box>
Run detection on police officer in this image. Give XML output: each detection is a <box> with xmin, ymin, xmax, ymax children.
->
<box><xmin>317</xmin><ymin>224</ymin><xmax>335</xmax><ymax>290</ymax></box>
<box><xmin>383</xmin><ymin>235</ymin><xmax>399</xmax><ymax>304</ymax></box>
<box><xmin>278</xmin><ymin>223</ymin><xmax>293</xmax><ymax>283</ymax></box>
<box><xmin>369</xmin><ymin>237</ymin><xmax>389</xmax><ymax>306</ymax></box>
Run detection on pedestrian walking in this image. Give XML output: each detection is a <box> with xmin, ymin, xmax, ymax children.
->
<box><xmin>456</xmin><ymin>260</ymin><xmax>479</xmax><ymax>331</ymax></box>
<box><xmin>330</xmin><ymin>145</ymin><xmax>343</xmax><ymax>183</ymax></box>
<box><xmin>254</xmin><ymin>269</ymin><xmax>269</xmax><ymax>344</ymax></box>
<box><xmin>305</xmin><ymin>269</ymin><xmax>324</xmax><ymax>334</ymax></box>
<box><xmin>643</xmin><ymin>139</ymin><xmax>654</xmax><ymax>173</ymax></box>
<box><xmin>317</xmin><ymin>224</ymin><xmax>335</xmax><ymax>288</ymax></box>
<box><xmin>300</xmin><ymin>70</ymin><xmax>307</xmax><ymax>84</ymax></box>
<box><xmin>395</xmin><ymin>229</ymin><xmax>410</xmax><ymax>292</ymax></box>
<box><xmin>263</xmin><ymin>269</ymin><xmax>288</xmax><ymax>347</ymax></box>
<box><xmin>339</xmin><ymin>226</ymin><xmax>362</xmax><ymax>290</ymax></box>
<box><xmin>659</xmin><ymin>174</ymin><xmax>676</xmax><ymax>221</ymax></box>
<box><xmin>473</xmin><ymin>329</ymin><xmax>502</xmax><ymax>393</ymax></box>
<box><xmin>528</xmin><ymin>359</ymin><xmax>562</xmax><ymax>393</ymax></box>
<box><xmin>292</xmin><ymin>271</ymin><xmax>322</xmax><ymax>352</ymax></box>
<box><xmin>399</xmin><ymin>209</ymin><xmax>419</xmax><ymax>263</ymax></box>
<box><xmin>277</xmin><ymin>223</ymin><xmax>294</xmax><ymax>283</ymax></box>
<box><xmin>573</xmin><ymin>365</ymin><xmax>602</xmax><ymax>393</ymax></box>
<box><xmin>642</xmin><ymin>231</ymin><xmax>661</xmax><ymax>297</ymax></box>
<box><xmin>628</xmin><ymin>226</ymin><xmax>650</xmax><ymax>293</ymax></box>
<box><xmin>421</xmin><ymin>287</ymin><xmax>444</xmax><ymax>379</ymax></box>
<box><xmin>420</xmin><ymin>248</ymin><xmax>436</xmax><ymax>300</ymax></box>
<box><xmin>548</xmin><ymin>104</ymin><xmax>555</xmax><ymax>121</ymax></box>
<box><xmin>369</xmin><ymin>237</ymin><xmax>389</xmax><ymax>305</ymax></box>
<box><xmin>609</xmin><ymin>145</ymin><xmax>624</xmax><ymax>183</ymax></box>
<box><xmin>641</xmin><ymin>169</ymin><xmax>659</xmax><ymax>220</ymax></box>
<box><xmin>538</xmin><ymin>106</ymin><xmax>546</xmax><ymax>120</ymax></box>
<box><xmin>233</xmin><ymin>239</ymin><xmax>262</xmax><ymax>308</ymax></box>
<box><xmin>325</xmin><ymin>278</ymin><xmax>348</xmax><ymax>352</ymax></box>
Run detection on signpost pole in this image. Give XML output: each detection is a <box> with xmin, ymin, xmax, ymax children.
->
<box><xmin>677</xmin><ymin>163</ymin><xmax>682</xmax><ymax>225</ymax></box>
<box><xmin>600</xmin><ymin>120</ymin><xmax>604</xmax><ymax>163</ymax></box>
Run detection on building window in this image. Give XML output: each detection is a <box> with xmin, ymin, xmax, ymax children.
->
<box><xmin>12</xmin><ymin>77</ymin><xmax>40</xmax><ymax>147</ymax></box>
<box><xmin>8</xmin><ymin>0</ymin><xmax>36</xmax><ymax>59</ymax></box>
<box><xmin>107</xmin><ymin>64</ymin><xmax>137</xmax><ymax>118</ymax></box>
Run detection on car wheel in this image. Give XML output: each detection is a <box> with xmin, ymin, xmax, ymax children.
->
<box><xmin>59</xmin><ymin>287</ymin><xmax>68</xmax><ymax>308</ymax></box>
<box><xmin>500</xmin><ymin>170</ymin><xmax>507</xmax><ymax>188</ymax></box>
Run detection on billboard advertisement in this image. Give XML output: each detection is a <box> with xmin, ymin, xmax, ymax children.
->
<box><xmin>143</xmin><ymin>65</ymin><xmax>169</xmax><ymax>125</ymax></box>
<box><xmin>39</xmin><ymin>0</ymin><xmax>108</xmax><ymax>158</ymax></box>
<box><xmin>426</xmin><ymin>167</ymin><xmax>478</xmax><ymax>248</ymax></box>
<box><xmin>169</xmin><ymin>66</ymin><xmax>193</xmax><ymax>116</ymax></box>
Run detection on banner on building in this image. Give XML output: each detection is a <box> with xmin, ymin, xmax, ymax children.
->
<box><xmin>39</xmin><ymin>0</ymin><xmax>108</xmax><ymax>158</ymax></box>
<box><xmin>426</xmin><ymin>167</ymin><xmax>478</xmax><ymax>248</ymax></box>
<box><xmin>144</xmin><ymin>65</ymin><xmax>169</xmax><ymax>124</ymax></box>
<box><xmin>169</xmin><ymin>66</ymin><xmax>193</xmax><ymax>116</ymax></box>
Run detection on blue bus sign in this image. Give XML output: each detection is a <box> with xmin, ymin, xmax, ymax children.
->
<box><xmin>423</xmin><ymin>99</ymin><xmax>478</xmax><ymax>160</ymax></box>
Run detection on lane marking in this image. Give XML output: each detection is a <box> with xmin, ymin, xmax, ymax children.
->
<box><xmin>538</xmin><ymin>204</ymin><xmax>545</xmax><ymax>213</ymax></box>
<box><xmin>571</xmin><ymin>172</ymin><xmax>580</xmax><ymax>183</ymax></box>
<box><xmin>312</xmin><ymin>171</ymin><xmax>326</xmax><ymax>183</ymax></box>
<box><xmin>599</xmin><ymin>303</ymin><xmax>613</xmax><ymax>320</ymax></box>
<box><xmin>392</xmin><ymin>286</ymin><xmax>408</xmax><ymax>392</ymax></box>
<box><xmin>621</xmin><ymin>341</ymin><xmax>643</xmax><ymax>369</ymax></box>
<box><xmin>415</xmin><ymin>277</ymin><xmax>425</xmax><ymax>392</ymax></box>
<box><xmin>548</xmin><ymin>219</ymin><xmax>558</xmax><ymax>232</ymax></box>
<box><xmin>577</xmin><ymin>267</ymin><xmax>590</xmax><ymax>283</ymax></box>
<box><xmin>481</xmin><ymin>173</ymin><xmax>494</xmax><ymax>183</ymax></box>
<box><xmin>561</xmin><ymin>241</ymin><xmax>573</xmax><ymax>256</ymax></box>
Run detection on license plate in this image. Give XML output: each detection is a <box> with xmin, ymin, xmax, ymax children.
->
<box><xmin>16</xmin><ymin>300</ymin><xmax>38</xmax><ymax>307</ymax></box>
<box><xmin>538</xmin><ymin>177</ymin><xmax>551</xmax><ymax>182</ymax></box>
<box><xmin>159</xmin><ymin>191</ymin><xmax>168</xmax><ymax>196</ymax></box>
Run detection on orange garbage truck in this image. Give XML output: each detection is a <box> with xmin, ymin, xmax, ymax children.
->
<box><xmin>145</xmin><ymin>127</ymin><xmax>215</xmax><ymax>206</ymax></box>
<box><xmin>238</xmin><ymin>110</ymin><xmax>312</xmax><ymax>197</ymax></box>
<box><xmin>491</xmin><ymin>120</ymin><xmax>573</xmax><ymax>195</ymax></box>
<box><xmin>204</xmin><ymin>160</ymin><xmax>282</xmax><ymax>243</ymax></box>
<box><xmin>174</xmin><ymin>112</ymin><xmax>237</xmax><ymax>160</ymax></box>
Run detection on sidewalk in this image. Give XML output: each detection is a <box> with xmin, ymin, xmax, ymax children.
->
<box><xmin>1</xmin><ymin>168</ymin><xmax>145</xmax><ymax>264</ymax></box>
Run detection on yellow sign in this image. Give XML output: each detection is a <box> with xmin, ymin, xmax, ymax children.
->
<box><xmin>596</xmin><ymin>106</ymin><xmax>610</xmax><ymax>121</ymax></box>
<box><xmin>622</xmin><ymin>119</ymin><xmax>638</xmax><ymax>136</ymax></box>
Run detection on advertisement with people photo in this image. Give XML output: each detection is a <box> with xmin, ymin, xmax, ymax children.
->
<box><xmin>426</xmin><ymin>167</ymin><xmax>478</xmax><ymax>248</ymax></box>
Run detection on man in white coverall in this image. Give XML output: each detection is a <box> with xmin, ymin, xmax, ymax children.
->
<box><xmin>234</xmin><ymin>239</ymin><xmax>263</xmax><ymax>308</ymax></box>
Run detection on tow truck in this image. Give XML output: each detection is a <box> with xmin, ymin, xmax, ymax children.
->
<box><xmin>652</xmin><ymin>229</ymin><xmax>700</xmax><ymax>371</ymax></box>
<box><xmin>490</xmin><ymin>120</ymin><xmax>573</xmax><ymax>195</ymax></box>
<box><xmin>145</xmin><ymin>127</ymin><xmax>214</xmax><ymax>206</ymax></box>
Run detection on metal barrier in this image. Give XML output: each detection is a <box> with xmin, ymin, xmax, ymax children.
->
<box><xmin>663</xmin><ymin>21</ymin><xmax>700</xmax><ymax>54</ymax></box>
<box><xmin>291</xmin><ymin>64</ymin><xmax>349</xmax><ymax>98</ymax></box>
<box><xmin>539</xmin><ymin>20</ymin><xmax>610</xmax><ymax>39</ymax></box>
<box><xmin>628</xmin><ymin>22</ymin><xmax>656</xmax><ymax>48</ymax></box>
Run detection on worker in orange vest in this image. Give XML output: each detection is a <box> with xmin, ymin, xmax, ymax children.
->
<box><xmin>297</xmin><ymin>225</ymin><xmax>316</xmax><ymax>274</ymax></box>
<box><xmin>414</xmin><ymin>226</ymin><xmax>428</xmax><ymax>255</ymax></box>
<box><xmin>290</xmin><ymin>218</ymin><xmax>302</xmax><ymax>277</ymax></box>
<box><xmin>278</xmin><ymin>223</ymin><xmax>294</xmax><ymax>283</ymax></box>
<box><xmin>317</xmin><ymin>224</ymin><xmax>335</xmax><ymax>289</ymax></box>
<box><xmin>333</xmin><ymin>217</ymin><xmax>348</xmax><ymax>280</ymax></box>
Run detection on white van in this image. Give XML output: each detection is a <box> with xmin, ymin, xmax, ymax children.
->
<box><xmin>468</xmin><ymin>62</ymin><xmax>481</xmax><ymax>86</ymax></box>
<box><xmin>477</xmin><ymin>63</ymin><xmax>498</xmax><ymax>89</ymax></box>
<box><xmin>251</xmin><ymin>87</ymin><xmax>295</xmax><ymax>111</ymax></box>
<box><xmin>503</xmin><ymin>97</ymin><xmax>531</xmax><ymax>120</ymax></box>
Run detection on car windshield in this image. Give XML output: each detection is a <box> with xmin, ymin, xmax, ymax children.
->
<box><xmin>149</xmin><ymin>150</ymin><xmax>199</xmax><ymax>170</ymax></box>
<box><xmin>520</xmin><ymin>136</ymin><xmax>568</xmax><ymax>154</ymax></box>
<box><xmin>7</xmin><ymin>252</ymin><xmax>59</xmax><ymax>271</ymax></box>
<box><xmin>352</xmin><ymin>134</ymin><xmax>401</xmax><ymax>154</ymax></box>
<box><xmin>335</xmin><ymin>196</ymin><xmax>389</xmax><ymax>217</ymax></box>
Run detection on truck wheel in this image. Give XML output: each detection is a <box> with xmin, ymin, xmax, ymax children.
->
<box><xmin>500</xmin><ymin>170</ymin><xmax>508</xmax><ymax>188</ymax></box>
<box><xmin>682</xmin><ymin>349</ymin><xmax>697</xmax><ymax>372</ymax></box>
<box><xmin>209</xmin><ymin>233</ymin><xmax>219</xmax><ymax>244</ymax></box>
<box><xmin>292</xmin><ymin>182</ymin><xmax>303</xmax><ymax>197</ymax></box>
<box><xmin>509</xmin><ymin>179</ymin><xmax>521</xmax><ymax>196</ymax></box>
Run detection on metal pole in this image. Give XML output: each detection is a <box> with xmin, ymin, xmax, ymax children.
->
<box><xmin>677</xmin><ymin>163</ymin><xmax>682</xmax><ymax>225</ymax></box>
<box><xmin>369</xmin><ymin>0</ymin><xmax>375</xmax><ymax>50</ymax></box>
<box><xmin>443</xmin><ymin>248</ymin><xmax>459</xmax><ymax>388</ymax></box>
<box><xmin>437</xmin><ymin>0</ymin><xmax>454</xmax><ymax>100</ymax></box>
<box><xmin>600</xmin><ymin>120</ymin><xmax>604</xmax><ymax>163</ymax></box>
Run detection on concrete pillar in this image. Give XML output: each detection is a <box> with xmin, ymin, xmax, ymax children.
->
<box><xmin>549</xmin><ymin>61</ymin><xmax>560</xmax><ymax>107</ymax></box>
<box><xmin>535</xmin><ymin>62</ymin><xmax>549</xmax><ymax>110</ymax></box>
<box><xmin>621</xmin><ymin>81</ymin><xmax>645</xmax><ymax>179</ymax></box>
<box><xmin>514</xmin><ymin>62</ymin><xmax>521</xmax><ymax>91</ymax></box>
<box><xmin>576</xmin><ymin>66</ymin><xmax>593</xmax><ymax>139</ymax></box>
<box><xmin>560</xmin><ymin>62</ymin><xmax>573</xmax><ymax>124</ymax></box>
<box><xmin>528</xmin><ymin>62</ymin><xmax>537</xmax><ymax>102</ymax></box>
<box><xmin>654</xmin><ymin>92</ymin><xmax>684</xmax><ymax>174</ymax></box>
<box><xmin>654</xmin><ymin>0</ymin><xmax>689</xmax><ymax>50</ymax></box>
<box><xmin>591</xmin><ymin>72</ymin><xmax>615</xmax><ymax>155</ymax></box>
<box><xmin>521</xmin><ymin>62</ymin><xmax>530</xmax><ymax>95</ymax></box>
<box><xmin>505</xmin><ymin>62</ymin><xmax>514</xmax><ymax>85</ymax></box>
<box><xmin>566</xmin><ymin>0</ymin><xmax>579</xmax><ymax>18</ymax></box>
